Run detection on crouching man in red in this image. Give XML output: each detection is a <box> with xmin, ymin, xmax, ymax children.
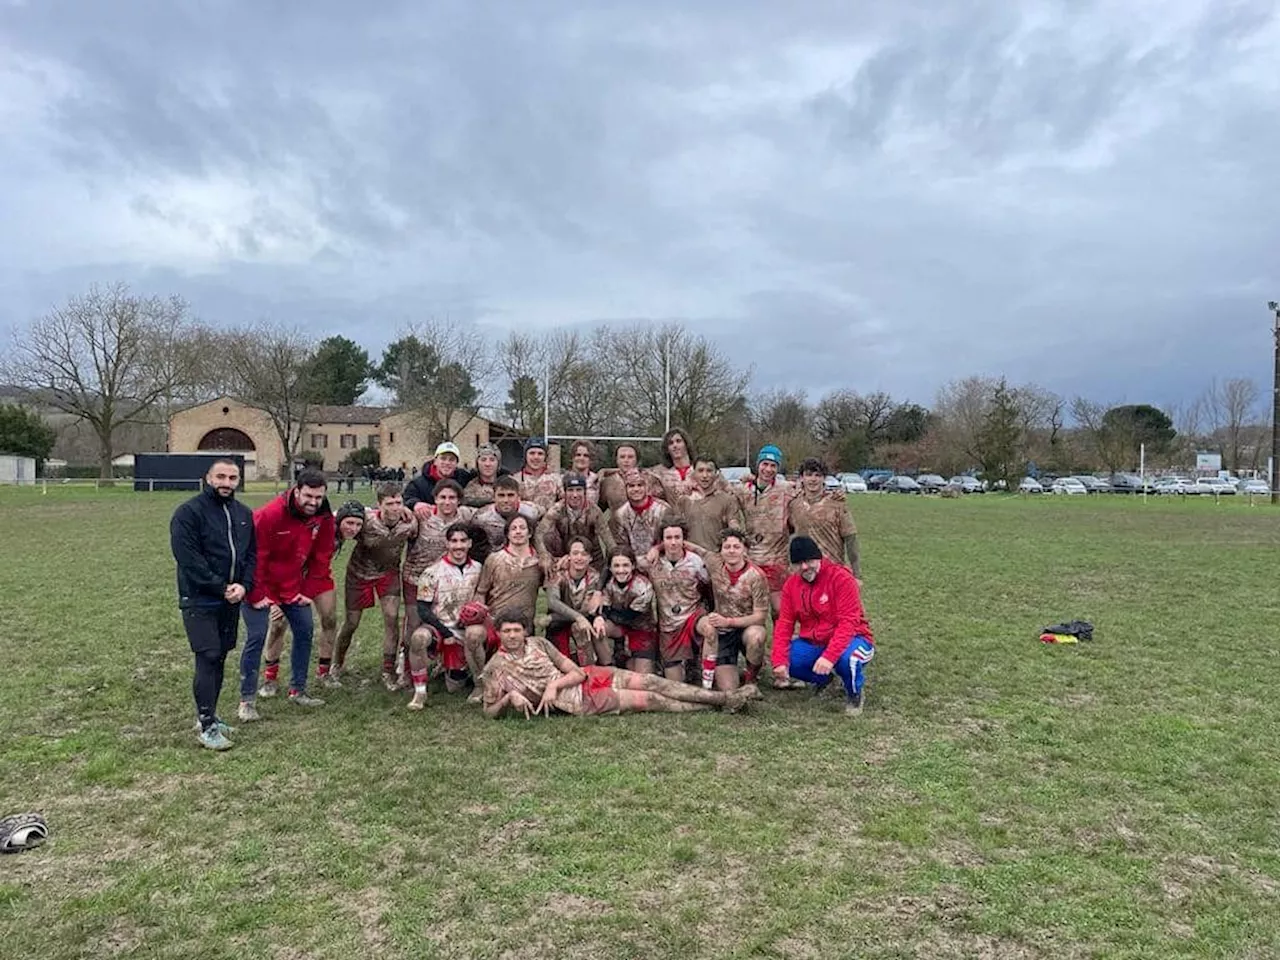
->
<box><xmin>771</xmin><ymin>535</ymin><xmax>875</xmax><ymax>716</ymax></box>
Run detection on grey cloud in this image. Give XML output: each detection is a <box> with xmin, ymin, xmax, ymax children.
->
<box><xmin>1</xmin><ymin>0</ymin><xmax>1278</xmax><ymax>414</ymax></box>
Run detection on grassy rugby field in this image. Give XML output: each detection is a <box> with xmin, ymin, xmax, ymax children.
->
<box><xmin>1</xmin><ymin>488</ymin><xmax>1278</xmax><ymax>959</ymax></box>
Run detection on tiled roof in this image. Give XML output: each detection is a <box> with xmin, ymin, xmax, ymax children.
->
<box><xmin>308</xmin><ymin>405</ymin><xmax>389</xmax><ymax>425</ymax></box>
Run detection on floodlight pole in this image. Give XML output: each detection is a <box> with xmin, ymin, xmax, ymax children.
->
<box><xmin>664</xmin><ymin>338</ymin><xmax>671</xmax><ymax>434</ymax></box>
<box><xmin>1270</xmin><ymin>301</ymin><xmax>1280</xmax><ymax>505</ymax></box>
<box><xmin>543</xmin><ymin>361</ymin><xmax>551</xmax><ymax>443</ymax></box>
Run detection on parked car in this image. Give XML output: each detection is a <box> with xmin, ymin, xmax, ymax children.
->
<box><xmin>947</xmin><ymin>475</ymin><xmax>984</xmax><ymax>494</ymax></box>
<box><xmin>1238</xmin><ymin>478</ymin><xmax>1270</xmax><ymax>495</ymax></box>
<box><xmin>916</xmin><ymin>474</ymin><xmax>947</xmax><ymax>493</ymax></box>
<box><xmin>839</xmin><ymin>473</ymin><xmax>868</xmax><ymax>493</ymax></box>
<box><xmin>1072</xmin><ymin>475</ymin><xmax>1111</xmax><ymax>493</ymax></box>
<box><xmin>823</xmin><ymin>475</ymin><xmax>841</xmax><ymax>491</ymax></box>
<box><xmin>883</xmin><ymin>475</ymin><xmax>922</xmax><ymax>494</ymax></box>
<box><xmin>719</xmin><ymin>466</ymin><xmax>751</xmax><ymax>484</ymax></box>
<box><xmin>1109</xmin><ymin>473</ymin><xmax>1150</xmax><ymax>494</ymax></box>
<box><xmin>1194</xmin><ymin>477</ymin><xmax>1235</xmax><ymax>495</ymax></box>
<box><xmin>1051</xmin><ymin>477</ymin><xmax>1088</xmax><ymax>496</ymax></box>
<box><xmin>1018</xmin><ymin>477</ymin><xmax>1044</xmax><ymax>494</ymax></box>
<box><xmin>866</xmin><ymin>472</ymin><xmax>892</xmax><ymax>491</ymax></box>
<box><xmin>1153</xmin><ymin>477</ymin><xmax>1197</xmax><ymax>495</ymax></box>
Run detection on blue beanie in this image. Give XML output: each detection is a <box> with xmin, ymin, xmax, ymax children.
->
<box><xmin>757</xmin><ymin>444</ymin><xmax>783</xmax><ymax>466</ymax></box>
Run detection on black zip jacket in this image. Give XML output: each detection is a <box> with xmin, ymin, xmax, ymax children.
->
<box><xmin>170</xmin><ymin>486</ymin><xmax>257</xmax><ymax>608</ymax></box>
<box><xmin>403</xmin><ymin>462</ymin><xmax>478</xmax><ymax>508</ymax></box>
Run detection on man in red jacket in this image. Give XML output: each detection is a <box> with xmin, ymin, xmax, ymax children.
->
<box><xmin>771</xmin><ymin>535</ymin><xmax>875</xmax><ymax>715</ymax></box>
<box><xmin>238</xmin><ymin>468</ymin><xmax>334</xmax><ymax>719</ymax></box>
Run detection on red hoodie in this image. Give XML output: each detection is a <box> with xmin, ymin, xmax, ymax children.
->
<box><xmin>245</xmin><ymin>492</ymin><xmax>336</xmax><ymax>605</ymax></box>
<box><xmin>771</xmin><ymin>560</ymin><xmax>873</xmax><ymax>669</ymax></box>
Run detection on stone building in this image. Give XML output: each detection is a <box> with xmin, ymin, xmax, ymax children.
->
<box><xmin>168</xmin><ymin>396</ymin><xmax>534</xmax><ymax>480</ymax></box>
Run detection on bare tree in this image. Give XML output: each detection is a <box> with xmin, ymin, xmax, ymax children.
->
<box><xmin>394</xmin><ymin>319</ymin><xmax>498</xmax><ymax>445</ymax></box>
<box><xmin>753</xmin><ymin>388</ymin><xmax>819</xmax><ymax>464</ymax></box>
<box><xmin>599</xmin><ymin>322</ymin><xmax>751</xmax><ymax>450</ymax></box>
<box><xmin>933</xmin><ymin>376</ymin><xmax>998</xmax><ymax>471</ymax></box>
<box><xmin>1012</xmin><ymin>384</ymin><xmax>1064</xmax><ymax>469</ymax></box>
<box><xmin>1220</xmin><ymin>377</ymin><xmax>1261</xmax><ymax>472</ymax></box>
<box><xmin>499</xmin><ymin>331</ymin><xmax>545</xmax><ymax>431</ymax></box>
<box><xmin>225</xmin><ymin>322</ymin><xmax>318</xmax><ymax>478</ymax></box>
<box><xmin>2</xmin><ymin>283</ymin><xmax>202</xmax><ymax>478</ymax></box>
<box><xmin>542</xmin><ymin>329</ymin><xmax>620</xmax><ymax>439</ymax></box>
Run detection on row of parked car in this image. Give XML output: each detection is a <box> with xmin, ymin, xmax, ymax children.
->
<box><xmin>819</xmin><ymin>471</ymin><xmax>1271</xmax><ymax>496</ymax></box>
<box><xmin>1017</xmin><ymin>474</ymin><xmax>1270</xmax><ymax>496</ymax></box>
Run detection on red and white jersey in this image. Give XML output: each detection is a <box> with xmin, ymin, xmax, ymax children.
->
<box><xmin>647</xmin><ymin>549</ymin><xmax>709</xmax><ymax>636</ymax></box>
<box><xmin>417</xmin><ymin>556</ymin><xmax>483</xmax><ymax>628</ymax></box>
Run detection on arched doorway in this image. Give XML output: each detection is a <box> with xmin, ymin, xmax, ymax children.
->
<box><xmin>198</xmin><ymin>428</ymin><xmax>256</xmax><ymax>451</ymax></box>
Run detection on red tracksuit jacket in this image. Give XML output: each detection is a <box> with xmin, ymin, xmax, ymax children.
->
<box><xmin>771</xmin><ymin>560</ymin><xmax>873</xmax><ymax>670</ymax></box>
<box><xmin>245</xmin><ymin>492</ymin><xmax>336</xmax><ymax>605</ymax></box>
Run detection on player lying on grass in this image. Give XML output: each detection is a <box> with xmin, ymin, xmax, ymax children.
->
<box><xmin>479</xmin><ymin>609</ymin><xmax>761</xmax><ymax>719</ymax></box>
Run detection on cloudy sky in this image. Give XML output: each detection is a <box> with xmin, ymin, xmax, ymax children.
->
<box><xmin>1</xmin><ymin>0</ymin><xmax>1277</xmax><ymax>413</ymax></box>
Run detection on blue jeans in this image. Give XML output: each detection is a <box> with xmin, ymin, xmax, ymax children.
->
<box><xmin>241</xmin><ymin>603</ymin><xmax>314</xmax><ymax>699</ymax></box>
<box><xmin>789</xmin><ymin>636</ymin><xmax>874</xmax><ymax>700</ymax></box>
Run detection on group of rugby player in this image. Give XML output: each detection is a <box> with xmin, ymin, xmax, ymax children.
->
<box><xmin>171</xmin><ymin>429</ymin><xmax>875</xmax><ymax>750</ymax></box>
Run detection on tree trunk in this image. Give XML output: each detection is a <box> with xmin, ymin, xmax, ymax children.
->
<box><xmin>97</xmin><ymin>430</ymin><xmax>115</xmax><ymax>483</ymax></box>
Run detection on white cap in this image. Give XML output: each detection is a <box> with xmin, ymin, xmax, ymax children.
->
<box><xmin>434</xmin><ymin>441</ymin><xmax>462</xmax><ymax>459</ymax></box>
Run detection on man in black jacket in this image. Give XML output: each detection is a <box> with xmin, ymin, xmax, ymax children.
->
<box><xmin>404</xmin><ymin>441</ymin><xmax>477</xmax><ymax>515</ymax></box>
<box><xmin>170</xmin><ymin>458</ymin><xmax>257</xmax><ymax>750</ymax></box>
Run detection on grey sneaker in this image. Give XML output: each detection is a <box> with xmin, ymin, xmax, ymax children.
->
<box><xmin>287</xmin><ymin>691</ymin><xmax>325</xmax><ymax>708</ymax></box>
<box><xmin>237</xmin><ymin>700</ymin><xmax>261</xmax><ymax>722</ymax></box>
<box><xmin>192</xmin><ymin>717</ymin><xmax>236</xmax><ymax>736</ymax></box>
<box><xmin>258</xmin><ymin>680</ymin><xmax>279</xmax><ymax>698</ymax></box>
<box><xmin>319</xmin><ymin>672</ymin><xmax>343</xmax><ymax>690</ymax></box>
<box><xmin>381</xmin><ymin>671</ymin><xmax>399</xmax><ymax>692</ymax></box>
<box><xmin>198</xmin><ymin>726</ymin><xmax>233</xmax><ymax>751</ymax></box>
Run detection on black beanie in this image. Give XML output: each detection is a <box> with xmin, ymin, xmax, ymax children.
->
<box><xmin>789</xmin><ymin>536</ymin><xmax>822</xmax><ymax>563</ymax></box>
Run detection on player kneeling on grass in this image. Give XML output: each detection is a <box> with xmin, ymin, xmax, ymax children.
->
<box><xmin>771</xmin><ymin>536</ymin><xmax>875</xmax><ymax>715</ymax></box>
<box><xmin>407</xmin><ymin>523</ymin><xmax>484</xmax><ymax>710</ymax></box>
<box><xmin>480</xmin><ymin>610</ymin><xmax>760</xmax><ymax>719</ymax></box>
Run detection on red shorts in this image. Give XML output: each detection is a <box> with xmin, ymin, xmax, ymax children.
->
<box><xmin>402</xmin><ymin>577</ymin><xmax>419</xmax><ymax>604</ymax></box>
<box><xmin>420</xmin><ymin>624</ymin><xmax>468</xmax><ymax>672</ymax></box>
<box><xmin>581</xmin><ymin>665</ymin><xmax>621</xmax><ymax>716</ymax></box>
<box><xmin>760</xmin><ymin>563</ymin><xmax>788</xmax><ymax>592</ymax></box>
<box><xmin>345</xmin><ymin>570</ymin><xmax>401</xmax><ymax>610</ymax></box>
<box><xmin>547</xmin><ymin>623</ymin><xmax>573</xmax><ymax>658</ymax></box>
<box><xmin>659</xmin><ymin>609</ymin><xmax>704</xmax><ymax>664</ymax></box>
<box><xmin>621</xmin><ymin>626</ymin><xmax>658</xmax><ymax>660</ymax></box>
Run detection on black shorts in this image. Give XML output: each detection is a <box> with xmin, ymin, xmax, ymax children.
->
<box><xmin>182</xmin><ymin>604</ymin><xmax>240</xmax><ymax>657</ymax></box>
<box><xmin>715</xmin><ymin>628</ymin><xmax>745</xmax><ymax>666</ymax></box>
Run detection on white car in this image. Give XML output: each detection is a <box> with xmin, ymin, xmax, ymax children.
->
<box><xmin>1195</xmin><ymin>477</ymin><xmax>1235</xmax><ymax>495</ymax></box>
<box><xmin>839</xmin><ymin>473</ymin><xmax>868</xmax><ymax>493</ymax></box>
<box><xmin>1051</xmin><ymin>477</ymin><xmax>1088</xmax><ymax>496</ymax></box>
<box><xmin>1238</xmin><ymin>478</ymin><xmax>1270</xmax><ymax>495</ymax></box>
<box><xmin>719</xmin><ymin>467</ymin><xmax>751</xmax><ymax>485</ymax></box>
<box><xmin>1154</xmin><ymin>477</ymin><xmax>1197</xmax><ymax>495</ymax></box>
<box><xmin>1018</xmin><ymin>477</ymin><xmax>1044</xmax><ymax>494</ymax></box>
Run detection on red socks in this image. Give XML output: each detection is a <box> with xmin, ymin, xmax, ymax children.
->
<box><xmin>264</xmin><ymin>660</ymin><xmax>280</xmax><ymax>683</ymax></box>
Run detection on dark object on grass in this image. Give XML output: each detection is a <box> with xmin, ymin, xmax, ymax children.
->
<box><xmin>0</xmin><ymin>813</ymin><xmax>48</xmax><ymax>853</ymax></box>
<box><xmin>1042</xmin><ymin>620</ymin><xmax>1094</xmax><ymax>642</ymax></box>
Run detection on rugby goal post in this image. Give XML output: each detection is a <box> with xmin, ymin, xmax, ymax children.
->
<box><xmin>541</xmin><ymin>341</ymin><xmax>672</xmax><ymax>451</ymax></box>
